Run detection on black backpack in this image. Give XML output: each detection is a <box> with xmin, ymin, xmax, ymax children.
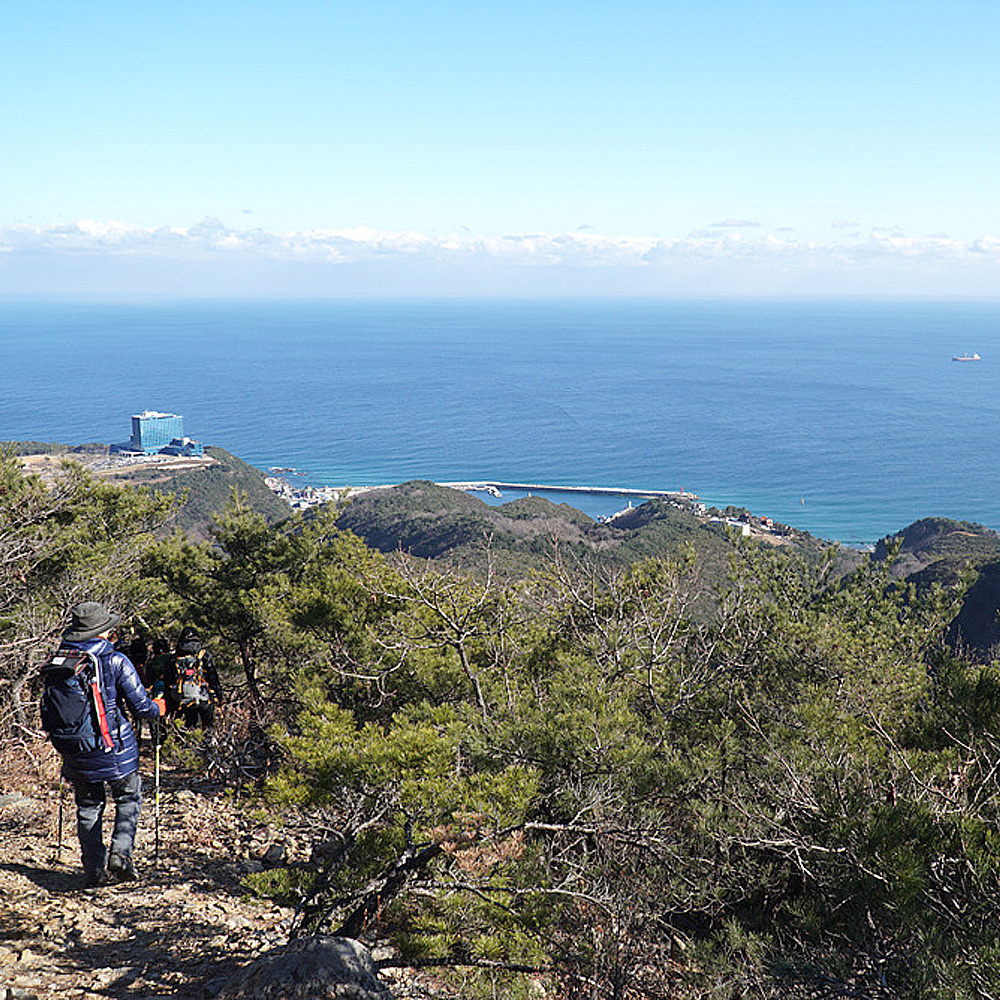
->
<box><xmin>40</xmin><ymin>647</ymin><xmax>114</xmax><ymax>754</ymax></box>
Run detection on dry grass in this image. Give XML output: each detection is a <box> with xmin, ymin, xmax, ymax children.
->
<box><xmin>0</xmin><ymin>734</ymin><xmax>61</xmax><ymax>795</ymax></box>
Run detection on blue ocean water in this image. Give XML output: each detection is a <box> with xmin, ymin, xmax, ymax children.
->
<box><xmin>2</xmin><ymin>298</ymin><xmax>998</xmax><ymax>544</ymax></box>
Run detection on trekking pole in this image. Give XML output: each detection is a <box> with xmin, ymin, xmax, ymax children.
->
<box><xmin>153</xmin><ymin>716</ymin><xmax>161</xmax><ymax>861</ymax></box>
<box><xmin>56</xmin><ymin>776</ymin><xmax>64</xmax><ymax>862</ymax></box>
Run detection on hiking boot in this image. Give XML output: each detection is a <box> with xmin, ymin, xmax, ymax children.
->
<box><xmin>107</xmin><ymin>853</ymin><xmax>137</xmax><ymax>882</ymax></box>
<box><xmin>84</xmin><ymin>869</ymin><xmax>110</xmax><ymax>888</ymax></box>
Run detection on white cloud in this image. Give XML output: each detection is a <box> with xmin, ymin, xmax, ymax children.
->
<box><xmin>710</xmin><ymin>218</ymin><xmax>763</xmax><ymax>228</ymax></box>
<box><xmin>0</xmin><ymin>217</ymin><xmax>998</xmax><ymax>296</ymax></box>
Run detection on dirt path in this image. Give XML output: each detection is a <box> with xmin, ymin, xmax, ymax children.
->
<box><xmin>1</xmin><ymin>761</ymin><xmax>293</xmax><ymax>1000</ymax></box>
<box><xmin>1</xmin><ymin>742</ymin><xmax>465</xmax><ymax>1000</ymax></box>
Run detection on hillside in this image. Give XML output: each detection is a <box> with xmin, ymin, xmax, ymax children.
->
<box><xmin>0</xmin><ymin>746</ymin><xmax>441</xmax><ymax>999</ymax></box>
<box><xmin>873</xmin><ymin>517</ymin><xmax>1000</xmax><ymax>656</ymax></box>
<box><xmin>11</xmin><ymin>443</ymin><xmax>291</xmax><ymax>539</ymax></box>
<box><xmin>331</xmin><ymin>480</ymin><xmax>837</xmax><ymax>587</ymax></box>
<box><xmin>873</xmin><ymin>516</ymin><xmax>1000</xmax><ymax>580</ymax></box>
<box><xmin>7</xmin><ymin>454</ymin><xmax>1000</xmax><ymax>996</ymax></box>
<box><xmin>334</xmin><ymin>489</ymin><xmax>1000</xmax><ymax>654</ymax></box>
<box><xmin>117</xmin><ymin>446</ymin><xmax>292</xmax><ymax>538</ymax></box>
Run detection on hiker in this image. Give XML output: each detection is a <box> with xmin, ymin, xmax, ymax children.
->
<box><xmin>40</xmin><ymin>602</ymin><xmax>166</xmax><ymax>886</ymax></box>
<box><xmin>141</xmin><ymin>638</ymin><xmax>177</xmax><ymax>747</ymax></box>
<box><xmin>121</xmin><ymin>633</ymin><xmax>151</xmax><ymax>741</ymax></box>
<box><xmin>145</xmin><ymin>638</ymin><xmax>177</xmax><ymax>707</ymax></box>
<box><xmin>174</xmin><ymin>626</ymin><xmax>223</xmax><ymax>730</ymax></box>
<box><xmin>128</xmin><ymin>635</ymin><xmax>149</xmax><ymax>682</ymax></box>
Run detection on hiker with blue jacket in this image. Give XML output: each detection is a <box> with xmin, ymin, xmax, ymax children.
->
<box><xmin>42</xmin><ymin>602</ymin><xmax>166</xmax><ymax>887</ymax></box>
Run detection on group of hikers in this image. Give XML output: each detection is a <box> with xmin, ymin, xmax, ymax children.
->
<box><xmin>116</xmin><ymin>626</ymin><xmax>223</xmax><ymax>732</ymax></box>
<box><xmin>39</xmin><ymin>601</ymin><xmax>224</xmax><ymax>887</ymax></box>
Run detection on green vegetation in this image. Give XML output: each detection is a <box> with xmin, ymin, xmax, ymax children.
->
<box><xmin>333</xmin><ymin>482</ymin><xmax>743</xmax><ymax>581</ymax></box>
<box><xmin>6</xmin><ymin>453</ymin><xmax>1000</xmax><ymax>997</ymax></box>
<box><xmin>1</xmin><ymin>441</ymin><xmax>110</xmax><ymax>455</ymax></box>
<box><xmin>8</xmin><ymin>442</ymin><xmax>290</xmax><ymax>538</ymax></box>
<box><xmin>875</xmin><ymin>517</ymin><xmax>1000</xmax><ymax>581</ymax></box>
<box><xmin>0</xmin><ymin>447</ymin><xmax>175</xmax><ymax>733</ymax></box>
<box><xmin>141</xmin><ymin>445</ymin><xmax>291</xmax><ymax>537</ymax></box>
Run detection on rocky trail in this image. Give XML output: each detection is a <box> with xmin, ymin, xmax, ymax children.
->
<box><xmin>0</xmin><ymin>744</ymin><xmax>449</xmax><ymax>1000</ymax></box>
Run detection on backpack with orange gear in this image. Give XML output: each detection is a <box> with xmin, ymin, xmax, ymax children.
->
<box><xmin>175</xmin><ymin>648</ymin><xmax>211</xmax><ymax>708</ymax></box>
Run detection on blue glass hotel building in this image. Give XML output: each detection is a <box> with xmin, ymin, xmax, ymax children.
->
<box><xmin>130</xmin><ymin>411</ymin><xmax>185</xmax><ymax>454</ymax></box>
<box><xmin>111</xmin><ymin>411</ymin><xmax>204</xmax><ymax>456</ymax></box>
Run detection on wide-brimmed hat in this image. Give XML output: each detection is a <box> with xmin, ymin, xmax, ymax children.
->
<box><xmin>62</xmin><ymin>602</ymin><xmax>121</xmax><ymax>642</ymax></box>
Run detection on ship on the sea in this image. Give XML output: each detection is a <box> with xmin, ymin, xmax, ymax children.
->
<box><xmin>952</xmin><ymin>353</ymin><xmax>981</xmax><ymax>361</ymax></box>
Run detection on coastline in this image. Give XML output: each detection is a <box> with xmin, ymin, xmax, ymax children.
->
<box><xmin>262</xmin><ymin>473</ymin><xmax>809</xmax><ymax>545</ymax></box>
<box><xmin>264</xmin><ymin>473</ymin><xmax>695</xmax><ymax>511</ymax></box>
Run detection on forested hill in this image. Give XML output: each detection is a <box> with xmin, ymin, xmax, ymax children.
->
<box><xmin>333</xmin><ymin>487</ymin><xmax>1000</xmax><ymax>654</ymax></box>
<box><xmin>330</xmin><ymin>479</ymin><xmax>838</xmax><ymax>581</ymax></box>
<box><xmin>12</xmin><ymin>441</ymin><xmax>1000</xmax><ymax>649</ymax></box>
<box><xmin>874</xmin><ymin>516</ymin><xmax>1000</xmax><ymax>578</ymax></box>
<box><xmin>126</xmin><ymin>446</ymin><xmax>291</xmax><ymax>537</ymax></box>
<box><xmin>874</xmin><ymin>516</ymin><xmax>1000</xmax><ymax>656</ymax></box>
<box><xmin>9</xmin><ymin>449</ymin><xmax>1000</xmax><ymax>994</ymax></box>
<box><xmin>9</xmin><ymin>442</ymin><xmax>291</xmax><ymax>539</ymax></box>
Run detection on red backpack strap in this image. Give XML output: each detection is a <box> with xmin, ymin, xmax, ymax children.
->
<box><xmin>85</xmin><ymin>652</ymin><xmax>115</xmax><ymax>752</ymax></box>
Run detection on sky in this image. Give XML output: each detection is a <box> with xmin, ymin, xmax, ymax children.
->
<box><xmin>2</xmin><ymin>0</ymin><xmax>999</xmax><ymax>297</ymax></box>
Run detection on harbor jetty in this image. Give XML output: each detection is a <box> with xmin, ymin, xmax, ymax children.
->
<box><xmin>441</xmin><ymin>481</ymin><xmax>695</xmax><ymax>501</ymax></box>
<box><xmin>265</xmin><ymin>474</ymin><xmax>698</xmax><ymax>512</ymax></box>
<box><xmin>261</xmin><ymin>475</ymin><xmax>792</xmax><ymax>543</ymax></box>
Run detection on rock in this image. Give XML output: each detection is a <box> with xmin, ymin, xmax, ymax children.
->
<box><xmin>8</xmin><ymin>987</ymin><xmax>41</xmax><ymax>1000</ymax></box>
<box><xmin>217</xmin><ymin>936</ymin><xmax>395</xmax><ymax>999</ymax></box>
<box><xmin>89</xmin><ymin>967</ymin><xmax>129</xmax><ymax>988</ymax></box>
<box><xmin>262</xmin><ymin>841</ymin><xmax>287</xmax><ymax>866</ymax></box>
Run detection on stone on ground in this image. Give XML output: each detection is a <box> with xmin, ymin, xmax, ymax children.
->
<box><xmin>217</xmin><ymin>935</ymin><xmax>395</xmax><ymax>1000</ymax></box>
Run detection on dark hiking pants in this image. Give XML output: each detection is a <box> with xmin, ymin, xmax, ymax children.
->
<box><xmin>181</xmin><ymin>702</ymin><xmax>215</xmax><ymax>730</ymax></box>
<box><xmin>71</xmin><ymin>771</ymin><xmax>142</xmax><ymax>875</ymax></box>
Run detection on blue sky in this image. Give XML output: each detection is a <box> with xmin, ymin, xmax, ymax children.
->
<box><xmin>3</xmin><ymin>0</ymin><xmax>999</xmax><ymax>296</ymax></box>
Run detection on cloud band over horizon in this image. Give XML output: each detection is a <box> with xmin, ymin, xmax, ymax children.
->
<box><xmin>2</xmin><ymin>217</ymin><xmax>998</xmax><ymax>298</ymax></box>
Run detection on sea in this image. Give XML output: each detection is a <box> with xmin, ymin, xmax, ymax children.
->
<box><xmin>2</xmin><ymin>298</ymin><xmax>998</xmax><ymax>546</ymax></box>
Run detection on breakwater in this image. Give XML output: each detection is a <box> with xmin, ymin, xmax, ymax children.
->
<box><xmin>440</xmin><ymin>481</ymin><xmax>695</xmax><ymax>500</ymax></box>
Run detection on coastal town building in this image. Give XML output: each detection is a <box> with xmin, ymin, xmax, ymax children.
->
<box><xmin>111</xmin><ymin>410</ymin><xmax>204</xmax><ymax>457</ymax></box>
<box><xmin>130</xmin><ymin>411</ymin><xmax>183</xmax><ymax>453</ymax></box>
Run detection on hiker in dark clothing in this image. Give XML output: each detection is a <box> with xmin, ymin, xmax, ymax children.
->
<box><xmin>145</xmin><ymin>638</ymin><xmax>177</xmax><ymax>707</ymax></box>
<box><xmin>138</xmin><ymin>637</ymin><xmax>177</xmax><ymax>747</ymax></box>
<box><xmin>120</xmin><ymin>634</ymin><xmax>151</xmax><ymax>741</ymax></box>
<box><xmin>128</xmin><ymin>635</ymin><xmax>149</xmax><ymax>682</ymax></box>
<box><xmin>174</xmin><ymin>626</ymin><xmax>223</xmax><ymax>730</ymax></box>
<box><xmin>44</xmin><ymin>602</ymin><xmax>166</xmax><ymax>886</ymax></box>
